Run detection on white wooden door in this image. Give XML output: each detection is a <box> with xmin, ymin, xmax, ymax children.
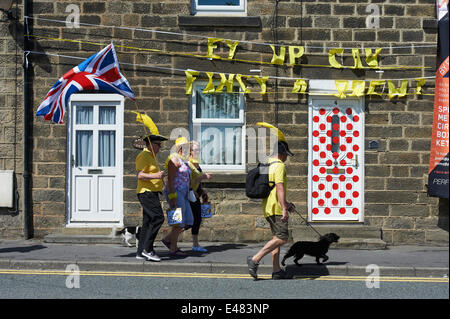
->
<box><xmin>308</xmin><ymin>97</ymin><xmax>364</xmax><ymax>222</ymax></box>
<box><xmin>68</xmin><ymin>94</ymin><xmax>123</xmax><ymax>224</ymax></box>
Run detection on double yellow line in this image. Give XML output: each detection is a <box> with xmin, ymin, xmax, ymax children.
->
<box><xmin>0</xmin><ymin>269</ymin><xmax>447</xmax><ymax>283</ymax></box>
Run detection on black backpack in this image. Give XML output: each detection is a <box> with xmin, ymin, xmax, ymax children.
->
<box><xmin>245</xmin><ymin>162</ymin><xmax>277</xmax><ymax>199</ymax></box>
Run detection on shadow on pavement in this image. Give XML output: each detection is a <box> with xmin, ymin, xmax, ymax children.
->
<box><xmin>117</xmin><ymin>243</ymin><xmax>248</xmax><ymax>260</ymax></box>
<box><xmin>285</xmin><ymin>261</ymin><xmax>348</xmax><ymax>279</ymax></box>
<box><xmin>0</xmin><ymin>245</ymin><xmax>47</xmax><ymax>254</ymax></box>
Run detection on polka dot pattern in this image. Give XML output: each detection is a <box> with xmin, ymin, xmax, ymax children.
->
<box><xmin>310</xmin><ymin>105</ymin><xmax>362</xmax><ymax>219</ymax></box>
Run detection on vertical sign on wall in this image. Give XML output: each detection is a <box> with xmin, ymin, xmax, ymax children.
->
<box><xmin>428</xmin><ymin>0</ymin><xmax>449</xmax><ymax>198</ymax></box>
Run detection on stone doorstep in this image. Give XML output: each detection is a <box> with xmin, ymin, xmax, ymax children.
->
<box><xmin>44</xmin><ymin>234</ymin><xmax>123</xmax><ymax>245</ymax></box>
<box><xmin>291</xmin><ymin>225</ymin><xmax>388</xmax><ymax>249</ymax></box>
<box><xmin>61</xmin><ymin>227</ymin><xmax>116</xmax><ymax>236</ymax></box>
<box><xmin>291</xmin><ymin>225</ymin><xmax>383</xmax><ymax>239</ymax></box>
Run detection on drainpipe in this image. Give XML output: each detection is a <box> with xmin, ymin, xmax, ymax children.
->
<box><xmin>23</xmin><ymin>0</ymin><xmax>31</xmax><ymax>239</ymax></box>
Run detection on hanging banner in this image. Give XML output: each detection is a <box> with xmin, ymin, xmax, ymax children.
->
<box><xmin>428</xmin><ymin>0</ymin><xmax>449</xmax><ymax>198</ymax></box>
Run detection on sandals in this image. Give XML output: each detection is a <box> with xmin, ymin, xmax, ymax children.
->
<box><xmin>169</xmin><ymin>249</ymin><xmax>188</xmax><ymax>257</ymax></box>
<box><xmin>163</xmin><ymin>238</ymin><xmax>188</xmax><ymax>257</ymax></box>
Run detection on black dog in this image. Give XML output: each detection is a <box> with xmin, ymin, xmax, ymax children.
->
<box><xmin>281</xmin><ymin>233</ymin><xmax>340</xmax><ymax>266</ymax></box>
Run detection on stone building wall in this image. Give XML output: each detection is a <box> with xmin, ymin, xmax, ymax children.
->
<box><xmin>0</xmin><ymin>5</ymin><xmax>24</xmax><ymax>238</ymax></box>
<box><xmin>0</xmin><ymin>0</ymin><xmax>448</xmax><ymax>245</ymax></box>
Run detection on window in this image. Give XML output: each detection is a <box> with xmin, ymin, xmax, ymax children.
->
<box><xmin>191</xmin><ymin>0</ymin><xmax>246</xmax><ymax>16</ymax></box>
<box><xmin>190</xmin><ymin>83</ymin><xmax>245</xmax><ymax>172</ymax></box>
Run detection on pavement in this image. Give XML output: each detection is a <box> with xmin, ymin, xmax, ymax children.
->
<box><xmin>0</xmin><ymin>239</ymin><xmax>448</xmax><ymax>278</ymax></box>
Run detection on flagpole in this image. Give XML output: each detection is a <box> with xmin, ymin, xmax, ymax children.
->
<box><xmin>23</xmin><ymin>0</ymin><xmax>32</xmax><ymax>239</ymax></box>
<box><xmin>134</xmin><ymin>101</ymin><xmax>165</xmax><ymax>187</ymax></box>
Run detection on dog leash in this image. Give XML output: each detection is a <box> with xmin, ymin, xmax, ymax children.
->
<box><xmin>291</xmin><ymin>208</ymin><xmax>323</xmax><ymax>238</ymax></box>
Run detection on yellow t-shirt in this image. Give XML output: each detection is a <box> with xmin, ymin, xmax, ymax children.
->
<box><xmin>136</xmin><ymin>148</ymin><xmax>163</xmax><ymax>193</ymax></box>
<box><xmin>262</xmin><ymin>158</ymin><xmax>287</xmax><ymax>218</ymax></box>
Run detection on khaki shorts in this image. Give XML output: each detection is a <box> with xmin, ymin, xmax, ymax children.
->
<box><xmin>266</xmin><ymin>215</ymin><xmax>289</xmax><ymax>240</ymax></box>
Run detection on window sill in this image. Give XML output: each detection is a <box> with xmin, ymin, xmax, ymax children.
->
<box><xmin>202</xmin><ymin>172</ymin><xmax>246</xmax><ymax>188</ymax></box>
<box><xmin>178</xmin><ymin>16</ymin><xmax>261</xmax><ymax>29</ymax></box>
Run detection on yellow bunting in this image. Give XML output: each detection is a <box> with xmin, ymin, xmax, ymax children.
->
<box><xmin>215</xmin><ymin>73</ymin><xmax>235</xmax><ymax>93</ymax></box>
<box><xmin>254</xmin><ymin>76</ymin><xmax>269</xmax><ymax>94</ymax></box>
<box><xmin>207</xmin><ymin>38</ymin><xmax>222</xmax><ymax>60</ymax></box>
<box><xmin>185</xmin><ymin>70</ymin><xmax>200</xmax><ymax>95</ymax></box>
<box><xmin>387</xmin><ymin>80</ymin><xmax>408</xmax><ymax>99</ymax></box>
<box><xmin>28</xmin><ymin>34</ymin><xmax>431</xmax><ymax>71</ymax></box>
<box><xmin>235</xmin><ymin>74</ymin><xmax>251</xmax><ymax>93</ymax></box>
<box><xmin>334</xmin><ymin>80</ymin><xmax>349</xmax><ymax>98</ymax></box>
<box><xmin>288</xmin><ymin>46</ymin><xmax>304</xmax><ymax>66</ymax></box>
<box><xmin>367</xmin><ymin>80</ymin><xmax>386</xmax><ymax>96</ymax></box>
<box><xmin>292</xmin><ymin>79</ymin><xmax>308</xmax><ymax>94</ymax></box>
<box><xmin>351</xmin><ymin>49</ymin><xmax>364</xmax><ymax>69</ymax></box>
<box><xmin>328</xmin><ymin>48</ymin><xmax>344</xmax><ymax>68</ymax></box>
<box><xmin>203</xmin><ymin>72</ymin><xmax>216</xmax><ymax>94</ymax></box>
<box><xmin>350</xmin><ymin>80</ymin><xmax>366</xmax><ymax>97</ymax></box>
<box><xmin>270</xmin><ymin>45</ymin><xmax>286</xmax><ymax>65</ymax></box>
<box><xmin>415</xmin><ymin>78</ymin><xmax>426</xmax><ymax>95</ymax></box>
<box><xmin>225</xmin><ymin>40</ymin><xmax>239</xmax><ymax>60</ymax></box>
<box><xmin>365</xmin><ymin>48</ymin><xmax>382</xmax><ymax>68</ymax></box>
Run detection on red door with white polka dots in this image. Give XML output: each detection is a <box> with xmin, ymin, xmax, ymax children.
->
<box><xmin>308</xmin><ymin>98</ymin><xmax>364</xmax><ymax>222</ymax></box>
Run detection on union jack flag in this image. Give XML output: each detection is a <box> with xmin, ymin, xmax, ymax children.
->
<box><xmin>36</xmin><ymin>43</ymin><xmax>135</xmax><ymax>124</ymax></box>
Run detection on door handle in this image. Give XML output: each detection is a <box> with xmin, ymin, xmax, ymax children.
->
<box><xmin>354</xmin><ymin>154</ymin><xmax>359</xmax><ymax>168</ymax></box>
<box><xmin>72</xmin><ymin>155</ymin><xmax>77</xmax><ymax>168</ymax></box>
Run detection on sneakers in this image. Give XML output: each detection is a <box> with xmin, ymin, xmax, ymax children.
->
<box><xmin>272</xmin><ymin>269</ymin><xmax>291</xmax><ymax>280</ymax></box>
<box><xmin>247</xmin><ymin>256</ymin><xmax>259</xmax><ymax>280</ymax></box>
<box><xmin>141</xmin><ymin>250</ymin><xmax>161</xmax><ymax>262</ymax></box>
<box><xmin>192</xmin><ymin>245</ymin><xmax>208</xmax><ymax>253</ymax></box>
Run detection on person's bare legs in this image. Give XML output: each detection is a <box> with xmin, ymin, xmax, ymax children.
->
<box><xmin>252</xmin><ymin>236</ymin><xmax>287</xmax><ymax>272</ymax></box>
<box><xmin>165</xmin><ymin>226</ymin><xmax>186</xmax><ymax>254</ymax></box>
<box><xmin>271</xmin><ymin>246</ymin><xmax>282</xmax><ymax>273</ymax></box>
<box><xmin>163</xmin><ymin>226</ymin><xmax>182</xmax><ymax>249</ymax></box>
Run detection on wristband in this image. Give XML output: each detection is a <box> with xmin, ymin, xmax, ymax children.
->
<box><xmin>168</xmin><ymin>192</ymin><xmax>178</xmax><ymax>200</ymax></box>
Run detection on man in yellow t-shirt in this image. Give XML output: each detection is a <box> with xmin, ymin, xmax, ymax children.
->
<box><xmin>248</xmin><ymin>141</ymin><xmax>295</xmax><ymax>280</ymax></box>
<box><xmin>135</xmin><ymin>134</ymin><xmax>167</xmax><ymax>262</ymax></box>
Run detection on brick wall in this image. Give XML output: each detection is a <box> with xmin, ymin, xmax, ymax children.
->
<box><xmin>0</xmin><ymin>0</ymin><xmax>448</xmax><ymax>245</ymax></box>
<box><xmin>0</xmin><ymin>5</ymin><xmax>24</xmax><ymax>237</ymax></box>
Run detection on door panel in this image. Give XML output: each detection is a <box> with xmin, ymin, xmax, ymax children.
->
<box><xmin>75</xmin><ymin>177</ymin><xmax>92</xmax><ymax>212</ymax></box>
<box><xmin>98</xmin><ymin>176</ymin><xmax>114</xmax><ymax>212</ymax></box>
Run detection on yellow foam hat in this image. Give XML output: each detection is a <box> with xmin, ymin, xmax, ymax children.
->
<box><xmin>175</xmin><ymin>136</ymin><xmax>189</xmax><ymax>146</ymax></box>
<box><xmin>132</xmin><ymin>111</ymin><xmax>167</xmax><ymax>142</ymax></box>
<box><xmin>256</xmin><ymin>122</ymin><xmax>287</xmax><ymax>143</ymax></box>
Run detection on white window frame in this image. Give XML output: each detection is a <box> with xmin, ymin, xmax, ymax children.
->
<box><xmin>190</xmin><ymin>82</ymin><xmax>246</xmax><ymax>172</ymax></box>
<box><xmin>191</xmin><ymin>0</ymin><xmax>247</xmax><ymax>16</ymax></box>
